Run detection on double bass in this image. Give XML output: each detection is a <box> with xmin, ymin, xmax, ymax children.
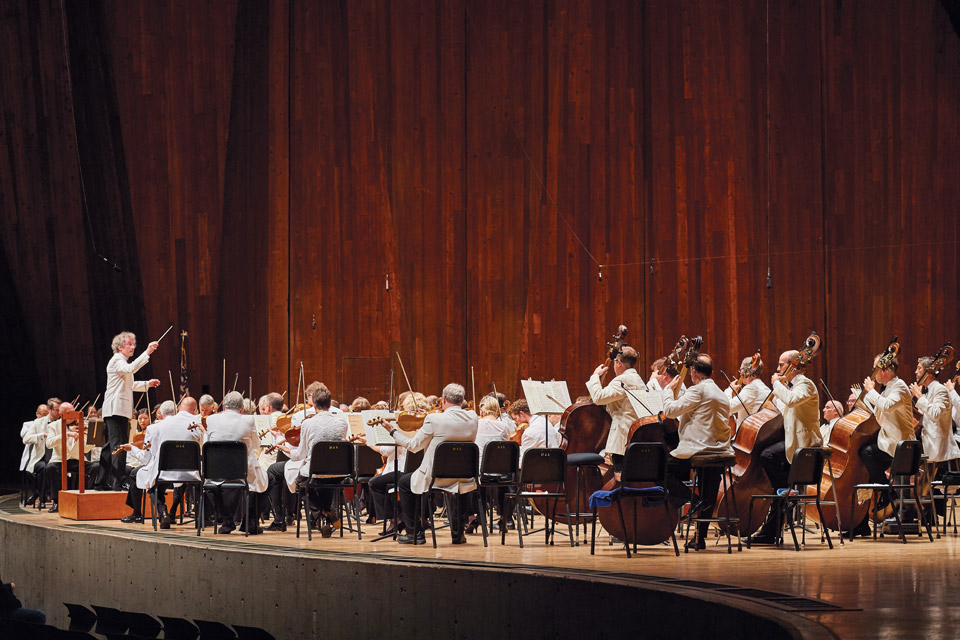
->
<box><xmin>531</xmin><ymin>326</ymin><xmax>627</xmax><ymax>527</ymax></box>
<box><xmin>594</xmin><ymin>336</ymin><xmax>700</xmax><ymax>545</ymax></box>
<box><xmin>911</xmin><ymin>342</ymin><xmax>954</xmax><ymax>434</ymax></box>
<box><xmin>716</xmin><ymin>332</ymin><xmax>822</xmax><ymax>535</ymax></box>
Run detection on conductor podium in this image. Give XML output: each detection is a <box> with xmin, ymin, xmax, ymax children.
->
<box><xmin>56</xmin><ymin>410</ymin><xmax>131</xmax><ymax>520</ymax></box>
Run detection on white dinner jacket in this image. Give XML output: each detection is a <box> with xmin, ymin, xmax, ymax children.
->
<box><xmin>865</xmin><ymin>376</ymin><xmax>915</xmax><ymax>458</ymax></box>
<box><xmin>916</xmin><ymin>381</ymin><xmax>960</xmax><ymax>463</ymax></box>
<box><xmin>586</xmin><ymin>368</ymin><xmax>646</xmax><ymax>457</ymax></box>
<box><xmin>102</xmin><ymin>351</ymin><xmax>152</xmax><ymax>419</ymax></box>
<box><xmin>204</xmin><ymin>410</ymin><xmax>269</xmax><ymax>493</ymax></box>
<box><xmin>22</xmin><ymin>417</ymin><xmax>49</xmax><ymax>471</ymax></box>
<box><xmin>393</xmin><ymin>406</ymin><xmax>479</xmax><ymax>494</ymax></box>
<box><xmin>662</xmin><ymin>378</ymin><xmax>733</xmax><ymax>459</ymax></box>
<box><xmin>772</xmin><ymin>374</ymin><xmax>822</xmax><ymax>462</ymax></box>
<box><xmin>726</xmin><ymin>379</ymin><xmax>772</xmax><ymax>427</ymax></box>
<box><xmin>132</xmin><ymin>412</ymin><xmax>202</xmax><ymax>490</ymax></box>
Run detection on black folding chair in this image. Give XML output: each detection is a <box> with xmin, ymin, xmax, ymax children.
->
<box><xmin>502</xmin><ymin>448</ymin><xmax>571</xmax><ymax>548</ymax></box>
<box><xmin>478</xmin><ymin>440</ymin><xmax>520</xmax><ymax>532</ymax></box>
<box><xmin>746</xmin><ymin>447</ymin><xmax>833</xmax><ymax>551</ymax></box>
<box><xmin>149</xmin><ymin>441</ymin><xmax>202</xmax><ymax>532</ymax></box>
<box><xmin>296</xmin><ymin>441</ymin><xmax>359</xmax><ymax>541</ymax></box>
<box><xmin>355</xmin><ymin>443</ymin><xmax>385</xmax><ymax>524</ymax></box>
<box><xmin>588</xmin><ymin>442</ymin><xmax>679</xmax><ymax>557</ymax></box>
<box><xmin>420</xmin><ymin>441</ymin><xmax>488</xmax><ymax>547</ymax></box>
<box><xmin>200</xmin><ymin>441</ymin><xmax>251</xmax><ymax>537</ymax></box>
<box><xmin>852</xmin><ymin>440</ymin><xmax>934</xmax><ymax>543</ymax></box>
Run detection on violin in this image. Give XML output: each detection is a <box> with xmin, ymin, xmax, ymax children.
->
<box><xmin>113</xmin><ymin>442</ymin><xmax>151</xmax><ymax>455</ymax></box>
<box><xmin>369</xmin><ymin>411</ymin><xmax>435</xmax><ymax>432</ymax></box>
<box><xmin>508</xmin><ymin>422</ymin><xmax>529</xmax><ymax>444</ymax></box>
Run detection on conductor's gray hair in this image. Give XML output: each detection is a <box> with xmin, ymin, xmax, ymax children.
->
<box><xmin>111</xmin><ymin>332</ymin><xmax>136</xmax><ymax>353</ymax></box>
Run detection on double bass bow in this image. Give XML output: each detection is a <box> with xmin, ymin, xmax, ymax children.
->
<box><xmin>716</xmin><ymin>332</ymin><xmax>822</xmax><ymax>535</ymax></box>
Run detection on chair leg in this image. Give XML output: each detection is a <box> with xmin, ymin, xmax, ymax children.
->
<box><xmin>815</xmin><ymin>497</ymin><xmax>833</xmax><ymax>549</ymax></box>
<box><xmin>891</xmin><ymin>490</ymin><xmax>906</xmax><ymax>544</ymax></box>
<box><xmin>914</xmin><ymin>487</ymin><xmax>934</xmax><ymax>542</ymax></box>
<box><xmin>305</xmin><ymin>489</ymin><xmax>313</xmax><ymax>542</ymax></box>
<box><xmin>243</xmin><ymin>488</ymin><xmax>249</xmax><ymax>538</ymax></box>
<box><xmin>590</xmin><ymin>507</ymin><xmax>597</xmax><ymax>555</ymax></box>
<box><xmin>474</xmin><ymin>490</ymin><xmax>488</xmax><ymax>548</ymax></box>
<box><xmin>149</xmin><ymin>489</ymin><xmax>158</xmax><ymax>532</ymax></box>
<box><xmin>615</xmin><ymin>500</ymin><xmax>631</xmax><ymax>558</ymax></box>
<box><xmin>849</xmin><ymin>488</ymin><xmax>858</xmax><ymax>543</ymax></box>
<box><xmin>746</xmin><ymin>496</ymin><xmax>755</xmax><ymax>549</ymax></box>
<box><xmin>665</xmin><ymin>501</ymin><xmax>680</xmax><ymax>556</ymax></box>
<box><xmin>825</xmin><ymin>458</ymin><xmax>843</xmax><ymax>545</ymax></box>
<box><xmin>197</xmin><ymin>489</ymin><xmax>204</xmax><ymax>537</ymax></box>
<box><xmin>516</xmin><ymin>497</ymin><xmax>525</xmax><ymax>549</ymax></box>
<box><xmin>721</xmin><ymin>469</ymin><xmax>733</xmax><ymax>554</ymax></box>
<box><xmin>786</xmin><ymin>501</ymin><xmax>800</xmax><ymax>551</ymax></box>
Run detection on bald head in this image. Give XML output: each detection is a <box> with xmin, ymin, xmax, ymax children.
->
<box><xmin>179</xmin><ymin>396</ymin><xmax>198</xmax><ymax>414</ymax></box>
<box><xmin>59</xmin><ymin>402</ymin><xmax>75</xmax><ymax>414</ymax></box>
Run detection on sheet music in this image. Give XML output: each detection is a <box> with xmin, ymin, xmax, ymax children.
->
<box><xmin>361</xmin><ymin>410</ymin><xmax>397</xmax><ymax>446</ymax></box>
<box><xmin>521</xmin><ymin>380</ymin><xmax>572</xmax><ymax>415</ymax></box>
<box><xmin>346</xmin><ymin>414</ymin><xmax>365</xmax><ymax>439</ymax></box>
<box><xmin>624</xmin><ymin>390</ymin><xmax>664</xmax><ymax>419</ymax></box>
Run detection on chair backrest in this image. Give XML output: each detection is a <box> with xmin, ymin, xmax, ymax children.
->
<box><xmin>519</xmin><ymin>448</ymin><xmax>566</xmax><ymax>485</ymax></box>
<box><xmin>889</xmin><ymin>439</ymin><xmax>922</xmax><ymax>478</ymax></box>
<box><xmin>307</xmin><ymin>441</ymin><xmax>354</xmax><ymax>478</ymax></box>
<box><xmin>156</xmin><ymin>440</ymin><xmax>201</xmax><ymax>474</ymax></box>
<box><xmin>403</xmin><ymin>448</ymin><xmax>425</xmax><ymax>473</ymax></box>
<box><xmin>621</xmin><ymin>442</ymin><xmax>668</xmax><ymax>484</ymax></box>
<box><xmin>787</xmin><ymin>447</ymin><xmax>825</xmax><ymax>487</ymax></box>
<box><xmin>355</xmin><ymin>445</ymin><xmax>384</xmax><ymax>478</ymax></box>
<box><xmin>481</xmin><ymin>440</ymin><xmax>520</xmax><ymax>476</ymax></box>
<box><xmin>202</xmin><ymin>441</ymin><xmax>249</xmax><ymax>482</ymax></box>
<box><xmin>432</xmin><ymin>442</ymin><xmax>479</xmax><ymax>480</ymax></box>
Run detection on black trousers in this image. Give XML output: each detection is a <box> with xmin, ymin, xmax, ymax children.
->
<box><xmin>44</xmin><ymin>460</ymin><xmax>79</xmax><ymax>499</ymax></box>
<box><xmin>859</xmin><ymin>441</ymin><xmax>893</xmax><ymax>485</ymax></box>
<box><xmin>100</xmin><ymin>416</ymin><xmax>129</xmax><ymax>489</ymax></box>
<box><xmin>267</xmin><ymin>461</ymin><xmax>296</xmax><ymax>524</ymax></box>
<box><xmin>368</xmin><ymin>471</ymin><xmax>401</xmax><ymax>522</ymax></box>
<box><xmin>398</xmin><ymin>473</ymin><xmax>472</xmax><ymax>537</ymax></box>
<box><xmin>759</xmin><ymin>440</ymin><xmax>791</xmax><ymax>489</ymax></box>
<box><xmin>666</xmin><ymin>455</ymin><xmax>722</xmax><ymax>538</ymax></box>
<box><xmin>26</xmin><ymin>460</ymin><xmax>50</xmax><ymax>500</ymax></box>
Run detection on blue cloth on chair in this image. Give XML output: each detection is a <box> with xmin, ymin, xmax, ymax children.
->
<box><xmin>589</xmin><ymin>486</ymin><xmax>666</xmax><ymax>509</ymax></box>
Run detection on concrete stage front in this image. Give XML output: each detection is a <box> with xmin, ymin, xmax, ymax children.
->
<box><xmin>3</xmin><ymin>494</ymin><xmax>957</xmax><ymax>638</ymax></box>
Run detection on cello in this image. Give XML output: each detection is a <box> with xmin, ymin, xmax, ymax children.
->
<box><xmin>715</xmin><ymin>332</ymin><xmax>822</xmax><ymax>535</ymax></box>
<box><xmin>593</xmin><ymin>337</ymin><xmax>700</xmax><ymax>545</ymax></box>
<box><xmin>531</xmin><ymin>326</ymin><xmax>627</xmax><ymax>527</ymax></box>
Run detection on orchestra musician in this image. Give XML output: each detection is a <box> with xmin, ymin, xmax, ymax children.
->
<box><xmin>20</xmin><ymin>403</ymin><xmax>51</xmax><ymax>506</ymax></box>
<box><xmin>364</xmin><ymin>392</ymin><xmax>423</xmax><ymax>533</ymax></box>
<box><xmin>204</xmin><ymin>392</ymin><xmax>269</xmax><ymax>535</ymax></box>
<box><xmin>198</xmin><ymin>395</ymin><xmax>217</xmax><ymax>418</ymax></box>
<box><xmin>507</xmin><ymin>399</ymin><xmax>561</xmax><ymax>464</ymax></box>
<box><xmin>726</xmin><ymin>356</ymin><xmax>771</xmax><ymax>428</ymax></box>
<box><xmin>748</xmin><ymin>349</ymin><xmax>822</xmax><ymax>545</ymax></box>
<box><xmin>647</xmin><ymin>357</ymin><xmax>667</xmax><ymax>390</ymax></box>
<box><xmin>100</xmin><ymin>332</ymin><xmax>160</xmax><ymax>491</ymax></box>
<box><xmin>44</xmin><ymin>402</ymin><xmax>95</xmax><ymax>513</ymax></box>
<box><xmin>117</xmin><ymin>399</ymin><xmax>202</xmax><ymax>527</ymax></box>
<box><xmin>660</xmin><ymin>353</ymin><xmax>734</xmax><ymax>550</ymax></box>
<box><xmin>386</xmin><ymin>383</ymin><xmax>479</xmax><ymax>545</ymax></box>
<box><xmin>266</xmin><ymin>383</ymin><xmax>348</xmax><ymax>538</ymax></box>
<box><xmin>821</xmin><ymin>400</ymin><xmax>844</xmax><ymax>444</ymax></box>
<box><xmin>350</xmin><ymin>397</ymin><xmax>372</xmax><ymax>412</ymax></box>
<box><xmin>910</xmin><ymin>356</ymin><xmax>960</xmax><ymax>476</ymax></box>
<box><xmin>859</xmin><ymin>353</ymin><xmax>914</xmax><ymax>488</ymax></box>
<box><xmin>587</xmin><ymin>346</ymin><xmax>646</xmax><ymax>474</ymax></box>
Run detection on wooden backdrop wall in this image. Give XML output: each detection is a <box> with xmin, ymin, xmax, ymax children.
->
<box><xmin>1</xmin><ymin>0</ymin><xmax>959</xmax><ymax>475</ymax></box>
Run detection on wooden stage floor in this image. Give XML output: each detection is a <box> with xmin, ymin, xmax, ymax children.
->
<box><xmin>5</xmin><ymin>499</ymin><xmax>959</xmax><ymax>639</ymax></box>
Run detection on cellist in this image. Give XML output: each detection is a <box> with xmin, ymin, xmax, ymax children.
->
<box><xmin>725</xmin><ymin>355</ymin><xmax>771</xmax><ymax>428</ymax></box>
<box><xmin>586</xmin><ymin>346</ymin><xmax>646</xmax><ymax>474</ymax></box>
<box><xmin>748</xmin><ymin>348</ymin><xmax>822</xmax><ymax>545</ymax></box>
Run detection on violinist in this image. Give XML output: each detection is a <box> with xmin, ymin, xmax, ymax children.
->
<box><xmin>660</xmin><ymin>353</ymin><xmax>734</xmax><ymax>550</ymax></box>
<box><xmin>911</xmin><ymin>356</ymin><xmax>960</xmax><ymax>469</ymax></box>
<box><xmin>266</xmin><ymin>384</ymin><xmax>348</xmax><ymax>538</ymax></box>
<box><xmin>488</xmin><ymin>392</ymin><xmax>516</xmax><ymax>432</ymax></box>
<box><xmin>43</xmin><ymin>402</ymin><xmax>96</xmax><ymax>513</ymax></box>
<box><xmin>198</xmin><ymin>395</ymin><xmax>217</xmax><ymax>418</ymax></box>
<box><xmin>256</xmin><ymin>392</ymin><xmax>285</xmax><ymax>471</ymax></box>
<box><xmin>21</xmin><ymin>401</ymin><xmax>54</xmax><ymax>507</ymax></box>
<box><xmin>387</xmin><ymin>383</ymin><xmax>479</xmax><ymax>545</ymax></box>
<box><xmin>507</xmin><ymin>399</ymin><xmax>561</xmax><ymax>464</ymax></box>
<box><xmin>859</xmin><ymin>353</ymin><xmax>914</xmax><ymax>487</ymax></box>
<box><xmin>350</xmin><ymin>397</ymin><xmax>372</xmax><ymax>412</ymax></box>
<box><xmin>587</xmin><ymin>346</ymin><xmax>646</xmax><ymax>473</ymax></box>
<box><xmin>118</xmin><ymin>398</ymin><xmax>201</xmax><ymax>527</ymax></box>
<box><xmin>647</xmin><ymin>357</ymin><xmax>667</xmax><ymax>390</ymax></box>
<box><xmin>749</xmin><ymin>349</ymin><xmax>822</xmax><ymax>544</ymax></box>
<box><xmin>475</xmin><ymin>396</ymin><xmax>514</xmax><ymax>465</ymax></box>
<box><xmin>726</xmin><ymin>356</ymin><xmax>771</xmax><ymax>428</ymax></box>
<box><xmin>364</xmin><ymin>391</ymin><xmax>419</xmax><ymax>531</ymax></box>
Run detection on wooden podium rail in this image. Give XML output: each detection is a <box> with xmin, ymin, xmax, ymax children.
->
<box><xmin>58</xmin><ymin>410</ymin><xmax>130</xmax><ymax>520</ymax></box>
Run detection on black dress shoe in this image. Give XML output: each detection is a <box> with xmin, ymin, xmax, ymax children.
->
<box><xmin>685</xmin><ymin>537</ymin><xmax>706</xmax><ymax>551</ymax></box>
<box><xmin>218</xmin><ymin>522</ymin><xmax>236</xmax><ymax>534</ymax></box>
<box><xmin>266</xmin><ymin>522</ymin><xmax>286</xmax><ymax>532</ymax></box>
<box><xmin>397</xmin><ymin>532</ymin><xmax>426</xmax><ymax>545</ymax></box>
<box><xmin>451</xmin><ymin>533</ymin><xmax>467</xmax><ymax>544</ymax></box>
<box><xmin>747</xmin><ymin>533</ymin><xmax>777</xmax><ymax>545</ymax></box>
<box><xmin>241</xmin><ymin>525</ymin><xmax>264</xmax><ymax>535</ymax></box>
<box><xmin>24</xmin><ymin>495</ymin><xmax>37</xmax><ymax>506</ymax></box>
<box><xmin>48</xmin><ymin>504</ymin><xmax>58</xmax><ymax>513</ymax></box>
<box><xmin>121</xmin><ymin>514</ymin><xmax>144</xmax><ymax>524</ymax></box>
